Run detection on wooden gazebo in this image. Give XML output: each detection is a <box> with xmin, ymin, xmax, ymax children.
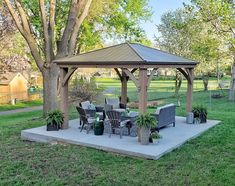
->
<box><xmin>54</xmin><ymin>43</ymin><xmax>198</xmax><ymax>129</ymax></box>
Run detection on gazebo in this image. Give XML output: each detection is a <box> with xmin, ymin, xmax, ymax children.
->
<box><xmin>54</xmin><ymin>43</ymin><xmax>198</xmax><ymax>129</ymax></box>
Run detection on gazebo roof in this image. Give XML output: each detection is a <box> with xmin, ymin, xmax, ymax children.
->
<box><xmin>54</xmin><ymin>43</ymin><xmax>198</xmax><ymax>68</ymax></box>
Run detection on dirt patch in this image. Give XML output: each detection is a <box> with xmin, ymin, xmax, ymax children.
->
<box><xmin>128</xmin><ymin>100</ymin><xmax>165</xmax><ymax>109</ymax></box>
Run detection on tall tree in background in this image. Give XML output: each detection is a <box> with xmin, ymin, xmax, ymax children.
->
<box><xmin>156</xmin><ymin>4</ymin><xmax>233</xmax><ymax>92</ymax></box>
<box><xmin>0</xmin><ymin>2</ymin><xmax>32</xmax><ymax>75</ymax></box>
<box><xmin>2</xmin><ymin>0</ymin><xmax>151</xmax><ymax>115</ymax></box>
<box><xmin>187</xmin><ymin>0</ymin><xmax>235</xmax><ymax>99</ymax></box>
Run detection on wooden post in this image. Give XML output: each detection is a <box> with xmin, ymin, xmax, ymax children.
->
<box><xmin>121</xmin><ymin>70</ymin><xmax>128</xmax><ymax>104</ymax></box>
<box><xmin>60</xmin><ymin>67</ymin><xmax>69</xmax><ymax>129</ymax></box>
<box><xmin>186</xmin><ymin>68</ymin><xmax>193</xmax><ymax>112</ymax></box>
<box><xmin>139</xmin><ymin>68</ymin><xmax>148</xmax><ymax>113</ymax></box>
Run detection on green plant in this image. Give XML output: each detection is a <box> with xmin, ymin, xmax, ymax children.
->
<box><xmin>150</xmin><ymin>131</ymin><xmax>161</xmax><ymax>139</ymax></box>
<box><xmin>46</xmin><ymin>109</ymin><xmax>64</xmax><ymax>128</ymax></box>
<box><xmin>136</xmin><ymin>113</ymin><xmax>156</xmax><ymax>128</ymax></box>
<box><xmin>69</xmin><ymin>76</ymin><xmax>104</xmax><ymax>102</ymax></box>
<box><xmin>192</xmin><ymin>105</ymin><xmax>208</xmax><ymax>118</ymax></box>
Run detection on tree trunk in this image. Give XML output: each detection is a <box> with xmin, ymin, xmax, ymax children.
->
<box><xmin>202</xmin><ymin>75</ymin><xmax>209</xmax><ymax>91</ymax></box>
<box><xmin>174</xmin><ymin>72</ymin><xmax>182</xmax><ymax>97</ymax></box>
<box><xmin>229</xmin><ymin>62</ymin><xmax>235</xmax><ymax>101</ymax></box>
<box><xmin>42</xmin><ymin>64</ymin><xmax>60</xmax><ymax>116</ymax></box>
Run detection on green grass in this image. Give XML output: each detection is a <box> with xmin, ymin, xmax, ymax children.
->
<box><xmin>0</xmin><ymin>100</ymin><xmax>43</xmax><ymax>111</ymax></box>
<box><xmin>0</xmin><ymin>79</ymin><xmax>235</xmax><ymax>185</ymax></box>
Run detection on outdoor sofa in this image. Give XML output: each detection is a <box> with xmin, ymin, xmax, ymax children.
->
<box><xmin>151</xmin><ymin>103</ymin><xmax>176</xmax><ymax>131</ymax></box>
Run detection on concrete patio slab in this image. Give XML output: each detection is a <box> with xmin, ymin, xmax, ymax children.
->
<box><xmin>21</xmin><ymin>116</ymin><xmax>220</xmax><ymax>160</ymax></box>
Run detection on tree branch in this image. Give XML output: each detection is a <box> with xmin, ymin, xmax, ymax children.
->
<box><xmin>48</xmin><ymin>0</ymin><xmax>56</xmax><ymax>58</ymax></box>
<box><xmin>68</xmin><ymin>0</ymin><xmax>92</xmax><ymax>56</ymax></box>
<box><xmin>4</xmin><ymin>0</ymin><xmax>44</xmax><ymax>72</ymax></box>
<box><xmin>39</xmin><ymin>0</ymin><xmax>51</xmax><ymax>62</ymax></box>
<box><xmin>14</xmin><ymin>0</ymin><xmax>31</xmax><ymax>33</ymax></box>
<box><xmin>58</xmin><ymin>0</ymin><xmax>81</xmax><ymax>56</ymax></box>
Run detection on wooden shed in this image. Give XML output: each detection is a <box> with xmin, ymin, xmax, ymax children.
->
<box><xmin>0</xmin><ymin>72</ymin><xmax>28</xmax><ymax>104</ymax></box>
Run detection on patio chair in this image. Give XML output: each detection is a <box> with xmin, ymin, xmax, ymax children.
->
<box><xmin>105</xmin><ymin>98</ymin><xmax>126</xmax><ymax>112</ymax></box>
<box><xmin>106</xmin><ymin>110</ymin><xmax>130</xmax><ymax>138</ymax></box>
<box><xmin>76</xmin><ymin>106</ymin><xmax>96</xmax><ymax>134</ymax></box>
<box><xmin>79</xmin><ymin>100</ymin><xmax>104</xmax><ymax>124</ymax></box>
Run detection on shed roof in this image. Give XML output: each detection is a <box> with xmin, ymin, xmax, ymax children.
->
<box><xmin>0</xmin><ymin>72</ymin><xmax>27</xmax><ymax>85</ymax></box>
<box><xmin>54</xmin><ymin>43</ymin><xmax>198</xmax><ymax>67</ymax></box>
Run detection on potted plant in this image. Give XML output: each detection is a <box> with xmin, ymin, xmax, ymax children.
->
<box><xmin>46</xmin><ymin>109</ymin><xmax>64</xmax><ymax>131</ymax></box>
<box><xmin>149</xmin><ymin>131</ymin><xmax>161</xmax><ymax>143</ymax></box>
<box><xmin>192</xmin><ymin>105</ymin><xmax>207</xmax><ymax>123</ymax></box>
<box><xmin>136</xmin><ymin>113</ymin><xmax>156</xmax><ymax>145</ymax></box>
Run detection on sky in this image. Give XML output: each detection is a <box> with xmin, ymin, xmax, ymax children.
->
<box><xmin>141</xmin><ymin>0</ymin><xmax>190</xmax><ymax>40</ymax></box>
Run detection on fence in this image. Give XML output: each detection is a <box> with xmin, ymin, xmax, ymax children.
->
<box><xmin>0</xmin><ymin>91</ymin><xmax>43</xmax><ymax>104</ymax></box>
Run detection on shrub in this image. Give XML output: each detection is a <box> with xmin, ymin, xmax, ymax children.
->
<box><xmin>69</xmin><ymin>76</ymin><xmax>103</xmax><ymax>102</ymax></box>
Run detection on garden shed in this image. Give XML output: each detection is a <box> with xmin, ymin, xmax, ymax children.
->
<box><xmin>0</xmin><ymin>72</ymin><xmax>28</xmax><ymax>104</ymax></box>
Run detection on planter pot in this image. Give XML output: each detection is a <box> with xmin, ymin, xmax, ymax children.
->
<box><xmin>152</xmin><ymin>138</ymin><xmax>160</xmax><ymax>144</ymax></box>
<box><xmin>186</xmin><ymin>112</ymin><xmax>194</xmax><ymax>124</ymax></box>
<box><xmin>199</xmin><ymin>113</ymin><xmax>207</xmax><ymax>123</ymax></box>
<box><xmin>94</xmin><ymin>121</ymin><xmax>104</xmax><ymax>135</ymax></box>
<box><xmin>139</xmin><ymin>127</ymin><xmax>150</xmax><ymax>145</ymax></box>
<box><xmin>47</xmin><ymin>124</ymin><xmax>59</xmax><ymax>131</ymax></box>
<box><xmin>194</xmin><ymin>117</ymin><xmax>201</xmax><ymax>124</ymax></box>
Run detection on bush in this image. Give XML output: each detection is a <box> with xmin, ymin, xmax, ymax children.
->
<box><xmin>69</xmin><ymin>76</ymin><xmax>103</xmax><ymax>102</ymax></box>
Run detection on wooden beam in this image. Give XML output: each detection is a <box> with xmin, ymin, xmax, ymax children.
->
<box><xmin>186</xmin><ymin>68</ymin><xmax>194</xmax><ymax>112</ymax></box>
<box><xmin>177</xmin><ymin>68</ymin><xmax>190</xmax><ymax>82</ymax></box>
<box><xmin>131</xmin><ymin>68</ymin><xmax>138</xmax><ymax>73</ymax></box>
<box><xmin>114</xmin><ymin>68</ymin><xmax>122</xmax><ymax>80</ymax></box>
<box><xmin>185</xmin><ymin>68</ymin><xmax>193</xmax><ymax>84</ymax></box>
<box><xmin>60</xmin><ymin>67</ymin><xmax>69</xmax><ymax>129</ymax></box>
<box><xmin>121</xmin><ymin>70</ymin><xmax>128</xmax><ymax>104</ymax></box>
<box><xmin>57</xmin><ymin>64</ymin><xmax>197</xmax><ymax>69</ymax></box>
<box><xmin>139</xmin><ymin>68</ymin><xmax>148</xmax><ymax>113</ymax></box>
<box><xmin>147</xmin><ymin>68</ymin><xmax>158</xmax><ymax>88</ymax></box>
<box><xmin>122</xmin><ymin>68</ymin><xmax>139</xmax><ymax>88</ymax></box>
<box><xmin>62</xmin><ymin>67</ymin><xmax>77</xmax><ymax>86</ymax></box>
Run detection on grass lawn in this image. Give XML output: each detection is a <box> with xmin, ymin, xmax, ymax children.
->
<box><xmin>0</xmin><ymin>100</ymin><xmax>43</xmax><ymax>112</ymax></box>
<box><xmin>0</xmin><ymin>79</ymin><xmax>235</xmax><ymax>185</ymax></box>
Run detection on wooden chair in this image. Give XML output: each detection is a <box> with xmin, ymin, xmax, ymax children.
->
<box><xmin>105</xmin><ymin>98</ymin><xmax>126</xmax><ymax>112</ymax></box>
<box><xmin>76</xmin><ymin>106</ymin><xmax>96</xmax><ymax>134</ymax></box>
<box><xmin>106</xmin><ymin>110</ymin><xmax>129</xmax><ymax>138</ymax></box>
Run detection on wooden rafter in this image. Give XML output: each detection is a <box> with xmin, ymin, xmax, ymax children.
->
<box><xmin>177</xmin><ymin>68</ymin><xmax>190</xmax><ymax>82</ymax></box>
<box><xmin>114</xmin><ymin>68</ymin><xmax>122</xmax><ymax>80</ymax></box>
<box><xmin>131</xmin><ymin>68</ymin><xmax>138</xmax><ymax>73</ymax></box>
<box><xmin>185</xmin><ymin>68</ymin><xmax>193</xmax><ymax>84</ymax></box>
<box><xmin>62</xmin><ymin>67</ymin><xmax>77</xmax><ymax>86</ymax></box>
<box><xmin>122</xmin><ymin>68</ymin><xmax>139</xmax><ymax>88</ymax></box>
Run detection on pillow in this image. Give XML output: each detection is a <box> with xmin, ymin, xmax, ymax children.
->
<box><xmin>81</xmin><ymin>101</ymin><xmax>91</xmax><ymax>109</ymax></box>
<box><xmin>88</xmin><ymin>103</ymin><xmax>96</xmax><ymax>110</ymax></box>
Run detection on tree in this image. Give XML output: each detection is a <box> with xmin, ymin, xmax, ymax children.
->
<box><xmin>186</xmin><ymin>0</ymin><xmax>235</xmax><ymax>99</ymax></box>
<box><xmin>0</xmin><ymin>3</ymin><xmax>33</xmax><ymax>77</ymax></box>
<box><xmin>3</xmin><ymin>0</ymin><xmax>152</xmax><ymax>115</ymax></box>
<box><xmin>156</xmin><ymin>6</ymin><xmax>231</xmax><ymax>91</ymax></box>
